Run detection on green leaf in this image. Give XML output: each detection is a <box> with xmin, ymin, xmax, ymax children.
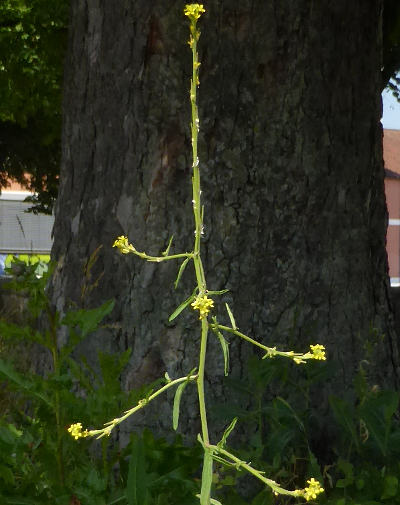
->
<box><xmin>275</xmin><ymin>397</ymin><xmax>306</xmax><ymax>435</ymax></box>
<box><xmin>218</xmin><ymin>417</ymin><xmax>238</xmax><ymax>448</ymax></box>
<box><xmin>168</xmin><ymin>288</ymin><xmax>197</xmax><ymax>322</ymax></box>
<box><xmin>381</xmin><ymin>475</ymin><xmax>398</xmax><ymax>499</ymax></box>
<box><xmin>206</xmin><ymin>289</ymin><xmax>229</xmax><ymax>296</ymax></box>
<box><xmin>61</xmin><ymin>298</ymin><xmax>115</xmax><ymax>338</ymax></box>
<box><xmin>196</xmin><ymin>496</ymin><xmax>222</xmax><ymax>505</ymax></box>
<box><xmin>329</xmin><ymin>396</ymin><xmax>359</xmax><ymax>452</ymax></box>
<box><xmin>0</xmin><ymin>463</ymin><xmax>14</xmax><ymax>485</ymax></box>
<box><xmin>225</xmin><ymin>303</ymin><xmax>237</xmax><ymax>330</ymax></box>
<box><xmin>251</xmin><ymin>489</ymin><xmax>273</xmax><ymax>505</ymax></box>
<box><xmin>199</xmin><ymin>449</ymin><xmax>213</xmax><ymax>505</ymax></box>
<box><xmin>59</xmin><ymin>299</ymin><xmax>115</xmax><ymax>362</ymax></box>
<box><xmin>174</xmin><ymin>257</ymin><xmax>190</xmax><ymax>289</ymax></box>
<box><xmin>218</xmin><ymin>331</ymin><xmax>230</xmax><ymax>376</ymax></box>
<box><xmin>0</xmin><ymin>321</ymin><xmax>45</xmax><ymax>347</ymax></box>
<box><xmin>173</xmin><ymin>381</ymin><xmax>188</xmax><ymax>431</ymax></box>
<box><xmin>87</xmin><ymin>467</ymin><xmax>107</xmax><ymax>493</ymax></box>
<box><xmin>196</xmin><ymin>497</ymin><xmax>222</xmax><ymax>505</ymax></box>
<box><xmin>126</xmin><ymin>436</ymin><xmax>149</xmax><ymax>505</ymax></box>
<box><xmin>0</xmin><ymin>423</ymin><xmax>22</xmax><ymax>445</ymax></box>
<box><xmin>162</xmin><ymin>235</ymin><xmax>174</xmax><ymax>256</ymax></box>
<box><xmin>4</xmin><ymin>498</ymin><xmax>41</xmax><ymax>505</ymax></box>
<box><xmin>98</xmin><ymin>348</ymin><xmax>132</xmax><ymax>394</ymax></box>
<box><xmin>0</xmin><ymin>358</ymin><xmax>52</xmax><ymax>407</ymax></box>
<box><xmin>359</xmin><ymin>390</ymin><xmax>399</xmax><ymax>457</ymax></box>
<box><xmin>336</xmin><ymin>459</ymin><xmax>354</xmax><ymax>488</ymax></box>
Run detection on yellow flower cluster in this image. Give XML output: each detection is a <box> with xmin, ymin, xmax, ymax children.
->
<box><xmin>113</xmin><ymin>235</ymin><xmax>135</xmax><ymax>254</ymax></box>
<box><xmin>302</xmin><ymin>478</ymin><xmax>324</xmax><ymax>501</ymax></box>
<box><xmin>191</xmin><ymin>294</ymin><xmax>214</xmax><ymax>319</ymax></box>
<box><xmin>310</xmin><ymin>344</ymin><xmax>326</xmax><ymax>361</ymax></box>
<box><xmin>287</xmin><ymin>344</ymin><xmax>326</xmax><ymax>364</ymax></box>
<box><xmin>68</xmin><ymin>423</ymin><xmax>89</xmax><ymax>440</ymax></box>
<box><xmin>184</xmin><ymin>4</ymin><xmax>205</xmax><ymax>21</ymax></box>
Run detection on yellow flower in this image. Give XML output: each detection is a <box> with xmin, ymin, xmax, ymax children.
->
<box><xmin>310</xmin><ymin>344</ymin><xmax>326</xmax><ymax>361</ymax></box>
<box><xmin>302</xmin><ymin>478</ymin><xmax>324</xmax><ymax>501</ymax></box>
<box><xmin>191</xmin><ymin>294</ymin><xmax>214</xmax><ymax>319</ymax></box>
<box><xmin>68</xmin><ymin>422</ymin><xmax>89</xmax><ymax>440</ymax></box>
<box><xmin>113</xmin><ymin>235</ymin><xmax>135</xmax><ymax>254</ymax></box>
<box><xmin>184</xmin><ymin>4</ymin><xmax>205</xmax><ymax>21</ymax></box>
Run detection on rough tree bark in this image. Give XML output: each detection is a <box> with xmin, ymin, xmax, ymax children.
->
<box><xmin>50</xmin><ymin>0</ymin><xmax>399</xmax><ymax>447</ymax></box>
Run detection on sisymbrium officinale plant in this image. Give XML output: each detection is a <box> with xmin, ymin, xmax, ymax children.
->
<box><xmin>68</xmin><ymin>5</ymin><xmax>326</xmax><ymax>504</ymax></box>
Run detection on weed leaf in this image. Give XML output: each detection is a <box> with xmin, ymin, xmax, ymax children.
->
<box><xmin>216</xmin><ymin>330</ymin><xmax>229</xmax><ymax>376</ymax></box>
<box><xmin>174</xmin><ymin>257</ymin><xmax>190</xmax><ymax>289</ymax></box>
<box><xmin>126</xmin><ymin>435</ymin><xmax>149</xmax><ymax>505</ymax></box>
<box><xmin>225</xmin><ymin>303</ymin><xmax>237</xmax><ymax>330</ymax></box>
<box><xmin>169</xmin><ymin>288</ymin><xmax>197</xmax><ymax>321</ymax></box>
<box><xmin>162</xmin><ymin>235</ymin><xmax>174</xmax><ymax>256</ymax></box>
<box><xmin>218</xmin><ymin>417</ymin><xmax>238</xmax><ymax>448</ymax></box>
<box><xmin>173</xmin><ymin>381</ymin><xmax>188</xmax><ymax>430</ymax></box>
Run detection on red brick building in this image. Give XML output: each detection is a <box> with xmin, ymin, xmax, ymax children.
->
<box><xmin>384</xmin><ymin>129</ymin><xmax>400</xmax><ymax>286</ymax></box>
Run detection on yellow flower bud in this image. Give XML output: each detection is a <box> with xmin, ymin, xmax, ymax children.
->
<box><xmin>68</xmin><ymin>422</ymin><xmax>89</xmax><ymax>440</ymax></box>
<box><xmin>184</xmin><ymin>4</ymin><xmax>206</xmax><ymax>21</ymax></box>
<box><xmin>191</xmin><ymin>294</ymin><xmax>214</xmax><ymax>319</ymax></box>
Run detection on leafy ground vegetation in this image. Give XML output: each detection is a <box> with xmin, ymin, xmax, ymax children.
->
<box><xmin>1</xmin><ymin>262</ymin><xmax>400</xmax><ymax>504</ymax></box>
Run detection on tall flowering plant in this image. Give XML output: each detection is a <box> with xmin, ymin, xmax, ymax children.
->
<box><xmin>69</xmin><ymin>5</ymin><xmax>325</xmax><ymax>504</ymax></box>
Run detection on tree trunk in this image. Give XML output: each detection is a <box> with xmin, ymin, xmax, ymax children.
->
<box><xmin>50</xmin><ymin>0</ymin><xmax>399</xmax><ymax>446</ymax></box>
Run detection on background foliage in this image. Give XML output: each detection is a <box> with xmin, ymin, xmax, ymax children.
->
<box><xmin>0</xmin><ymin>0</ymin><xmax>68</xmax><ymax>213</ymax></box>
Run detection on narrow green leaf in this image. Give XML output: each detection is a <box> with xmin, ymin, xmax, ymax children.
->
<box><xmin>4</xmin><ymin>498</ymin><xmax>41</xmax><ymax>505</ymax></box>
<box><xmin>126</xmin><ymin>436</ymin><xmax>149</xmax><ymax>505</ymax></box>
<box><xmin>206</xmin><ymin>289</ymin><xmax>229</xmax><ymax>296</ymax></box>
<box><xmin>200</xmin><ymin>449</ymin><xmax>213</xmax><ymax>505</ymax></box>
<box><xmin>214</xmin><ymin>328</ymin><xmax>229</xmax><ymax>376</ymax></box>
<box><xmin>173</xmin><ymin>381</ymin><xmax>188</xmax><ymax>430</ymax></box>
<box><xmin>225</xmin><ymin>303</ymin><xmax>237</xmax><ymax>330</ymax></box>
<box><xmin>174</xmin><ymin>257</ymin><xmax>190</xmax><ymax>289</ymax></box>
<box><xmin>196</xmin><ymin>496</ymin><xmax>222</xmax><ymax>505</ymax></box>
<box><xmin>168</xmin><ymin>288</ymin><xmax>198</xmax><ymax>322</ymax></box>
<box><xmin>218</xmin><ymin>417</ymin><xmax>238</xmax><ymax>448</ymax></box>
<box><xmin>210</xmin><ymin>454</ymin><xmax>234</xmax><ymax>467</ymax></box>
<box><xmin>162</xmin><ymin>235</ymin><xmax>174</xmax><ymax>256</ymax></box>
<box><xmin>0</xmin><ymin>358</ymin><xmax>52</xmax><ymax>407</ymax></box>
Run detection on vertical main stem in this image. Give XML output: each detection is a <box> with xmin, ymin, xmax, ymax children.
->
<box><xmin>191</xmin><ymin>31</ymin><xmax>205</xmax><ymax>291</ymax></box>
<box><xmin>189</xmin><ymin>16</ymin><xmax>211</xmax><ymax>505</ymax></box>
<box><xmin>197</xmin><ymin>318</ymin><xmax>209</xmax><ymax>443</ymax></box>
<box><xmin>190</xmin><ymin>23</ymin><xmax>209</xmax><ymax>443</ymax></box>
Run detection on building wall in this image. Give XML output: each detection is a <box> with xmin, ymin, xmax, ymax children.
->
<box><xmin>385</xmin><ymin>178</ymin><xmax>400</xmax><ymax>285</ymax></box>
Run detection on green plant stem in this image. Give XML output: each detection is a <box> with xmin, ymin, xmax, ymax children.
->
<box><xmin>91</xmin><ymin>374</ymin><xmax>198</xmax><ymax>438</ymax></box>
<box><xmin>189</xmin><ymin>17</ymin><xmax>212</xmax><ymax>505</ymax></box>
<box><xmin>49</xmin><ymin>308</ymin><xmax>65</xmax><ymax>487</ymax></box>
<box><xmin>209</xmin><ymin>444</ymin><xmax>300</xmax><ymax>498</ymax></box>
<box><xmin>213</xmin><ymin>323</ymin><xmax>302</xmax><ymax>360</ymax></box>
<box><xmin>134</xmin><ymin>251</ymin><xmax>194</xmax><ymax>263</ymax></box>
<box><xmin>213</xmin><ymin>324</ymin><xmax>269</xmax><ymax>352</ymax></box>
<box><xmin>197</xmin><ymin>318</ymin><xmax>209</xmax><ymax>444</ymax></box>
